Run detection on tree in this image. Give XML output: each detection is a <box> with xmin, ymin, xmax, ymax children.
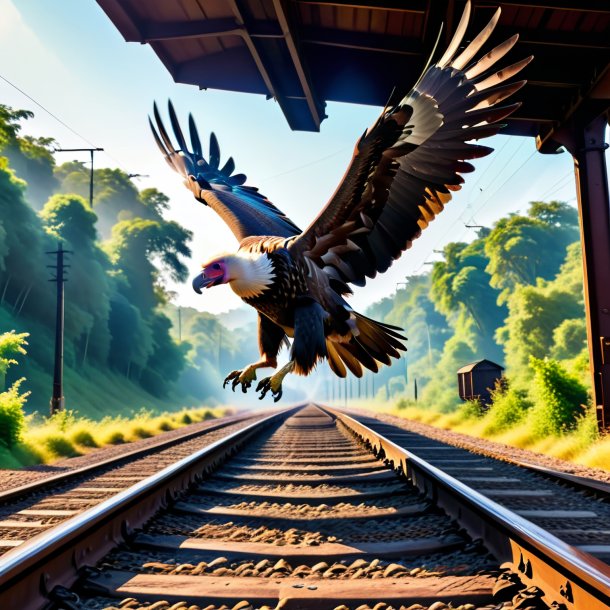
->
<box><xmin>485</xmin><ymin>201</ymin><xmax>579</xmax><ymax>303</ymax></box>
<box><xmin>55</xmin><ymin>166</ymin><xmax>169</xmax><ymax>237</ymax></box>
<box><xmin>105</xmin><ymin>219</ymin><xmax>192</xmax><ymax>391</ymax></box>
<box><xmin>0</xmin><ymin>104</ymin><xmax>57</xmax><ymax>208</ymax></box>
<box><xmin>40</xmin><ymin>194</ymin><xmax>114</xmax><ymax>365</ymax></box>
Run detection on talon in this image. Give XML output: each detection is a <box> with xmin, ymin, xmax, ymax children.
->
<box><xmin>231</xmin><ymin>377</ymin><xmax>240</xmax><ymax>392</ymax></box>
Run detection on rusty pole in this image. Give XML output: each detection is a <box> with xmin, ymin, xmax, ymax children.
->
<box><xmin>556</xmin><ymin>115</ymin><xmax>610</xmax><ymax>429</ymax></box>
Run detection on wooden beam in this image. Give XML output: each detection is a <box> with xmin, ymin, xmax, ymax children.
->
<box><xmin>475</xmin><ymin>0</ymin><xmax>610</xmax><ymax>13</ymax></box>
<box><xmin>142</xmin><ymin>18</ymin><xmax>283</xmax><ymax>42</ymax></box>
<box><xmin>294</xmin><ymin>0</ymin><xmax>426</xmax><ymax>12</ymax></box>
<box><xmin>301</xmin><ymin>26</ymin><xmax>423</xmax><ymax>56</ymax></box>
<box><xmin>273</xmin><ymin>0</ymin><xmax>323</xmax><ymax>129</ymax></box>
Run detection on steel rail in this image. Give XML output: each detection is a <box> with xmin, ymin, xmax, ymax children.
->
<box><xmin>323</xmin><ymin>405</ymin><xmax>610</xmax><ymax>610</ymax></box>
<box><xmin>0</xmin><ymin>407</ymin><xmax>294</xmax><ymax>610</ymax></box>
<box><xmin>0</xmin><ymin>411</ymin><xmax>259</xmax><ymax>504</ymax></box>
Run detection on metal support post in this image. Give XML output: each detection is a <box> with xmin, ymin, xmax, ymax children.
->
<box><xmin>556</xmin><ymin>115</ymin><xmax>610</xmax><ymax>429</ymax></box>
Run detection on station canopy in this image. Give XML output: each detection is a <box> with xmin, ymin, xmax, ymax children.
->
<box><xmin>97</xmin><ymin>0</ymin><xmax>610</xmax><ymax>150</ymax></box>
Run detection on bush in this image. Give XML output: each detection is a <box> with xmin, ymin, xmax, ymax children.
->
<box><xmin>71</xmin><ymin>428</ymin><xmax>98</xmax><ymax>448</ymax></box>
<box><xmin>48</xmin><ymin>410</ymin><xmax>77</xmax><ymax>432</ymax></box>
<box><xmin>0</xmin><ymin>378</ymin><xmax>29</xmax><ymax>447</ymax></box>
<box><xmin>528</xmin><ymin>357</ymin><xmax>588</xmax><ymax>436</ymax></box>
<box><xmin>157</xmin><ymin>419</ymin><xmax>173</xmax><ymax>431</ymax></box>
<box><xmin>105</xmin><ymin>430</ymin><xmax>125</xmax><ymax>444</ymax></box>
<box><xmin>483</xmin><ymin>384</ymin><xmax>532</xmax><ymax>435</ymax></box>
<box><xmin>180</xmin><ymin>413</ymin><xmax>193</xmax><ymax>425</ymax></box>
<box><xmin>461</xmin><ymin>399</ymin><xmax>485</xmax><ymax>419</ymax></box>
<box><xmin>45</xmin><ymin>434</ymin><xmax>80</xmax><ymax>457</ymax></box>
<box><xmin>131</xmin><ymin>426</ymin><xmax>152</xmax><ymax>439</ymax></box>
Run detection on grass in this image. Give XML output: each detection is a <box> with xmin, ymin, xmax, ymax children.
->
<box><xmin>0</xmin><ymin>406</ymin><xmax>231</xmax><ymax>468</ymax></box>
<box><xmin>343</xmin><ymin>396</ymin><xmax>610</xmax><ymax>473</ymax></box>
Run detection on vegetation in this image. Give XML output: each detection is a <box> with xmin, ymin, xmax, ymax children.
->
<box><xmin>0</xmin><ymin>102</ymin><xmax>594</xmax><ymax>470</ymax></box>
<box><xmin>0</xmin><ymin>103</ymin><xmax>259</xmax><ymax>431</ymax></box>
<box><xmin>0</xmin><ymin>406</ymin><xmax>228</xmax><ymax>468</ymax></box>
<box><xmin>357</xmin><ymin>198</ymin><xmax>594</xmax><ymax>466</ymax></box>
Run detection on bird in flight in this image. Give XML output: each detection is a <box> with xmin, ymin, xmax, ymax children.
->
<box><xmin>150</xmin><ymin>1</ymin><xmax>530</xmax><ymax>402</ymax></box>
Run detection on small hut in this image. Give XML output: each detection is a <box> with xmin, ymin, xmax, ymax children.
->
<box><xmin>457</xmin><ymin>359</ymin><xmax>504</xmax><ymax>405</ymax></box>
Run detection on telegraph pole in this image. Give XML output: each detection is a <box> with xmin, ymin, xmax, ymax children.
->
<box><xmin>53</xmin><ymin>147</ymin><xmax>104</xmax><ymax>209</ymax></box>
<box><xmin>47</xmin><ymin>242</ymin><xmax>72</xmax><ymax>415</ymax></box>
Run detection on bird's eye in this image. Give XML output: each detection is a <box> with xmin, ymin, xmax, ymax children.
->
<box><xmin>212</xmin><ymin>263</ymin><xmax>221</xmax><ymax>270</ymax></box>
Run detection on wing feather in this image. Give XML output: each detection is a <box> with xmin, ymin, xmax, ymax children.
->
<box><xmin>290</xmin><ymin>0</ymin><xmax>528</xmax><ymax>287</ymax></box>
<box><xmin>150</xmin><ymin>102</ymin><xmax>301</xmax><ymax>242</ymax></box>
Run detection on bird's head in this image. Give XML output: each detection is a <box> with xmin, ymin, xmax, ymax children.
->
<box><xmin>192</xmin><ymin>252</ymin><xmax>275</xmax><ymax>298</ymax></box>
<box><xmin>192</xmin><ymin>257</ymin><xmax>229</xmax><ymax>293</ymax></box>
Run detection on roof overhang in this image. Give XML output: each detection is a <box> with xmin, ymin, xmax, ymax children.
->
<box><xmin>97</xmin><ymin>0</ymin><xmax>610</xmax><ymax>146</ymax></box>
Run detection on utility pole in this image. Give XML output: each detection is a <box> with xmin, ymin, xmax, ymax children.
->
<box><xmin>47</xmin><ymin>242</ymin><xmax>72</xmax><ymax>415</ymax></box>
<box><xmin>53</xmin><ymin>147</ymin><xmax>104</xmax><ymax>209</ymax></box>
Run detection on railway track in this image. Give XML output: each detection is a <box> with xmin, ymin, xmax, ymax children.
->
<box><xmin>1</xmin><ymin>404</ymin><xmax>610</xmax><ymax>610</ymax></box>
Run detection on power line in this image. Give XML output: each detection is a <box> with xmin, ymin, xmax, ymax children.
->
<box><xmin>0</xmin><ymin>72</ymin><xmax>99</xmax><ymax>149</ymax></box>
<box><xmin>262</xmin><ymin>146</ymin><xmax>351</xmax><ymax>181</ymax></box>
<box><xmin>0</xmin><ymin>71</ymin><xmax>131</xmax><ymax>173</ymax></box>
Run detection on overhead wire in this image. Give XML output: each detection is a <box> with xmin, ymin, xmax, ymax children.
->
<box><xmin>0</xmin><ymin>71</ymin><xmax>132</xmax><ymax>174</ymax></box>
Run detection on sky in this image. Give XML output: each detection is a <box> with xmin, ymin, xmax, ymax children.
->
<box><xmin>0</xmin><ymin>0</ymin><xmax>585</xmax><ymax>317</ymax></box>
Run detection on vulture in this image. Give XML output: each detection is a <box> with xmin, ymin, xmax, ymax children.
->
<box><xmin>150</xmin><ymin>1</ymin><xmax>531</xmax><ymax>402</ymax></box>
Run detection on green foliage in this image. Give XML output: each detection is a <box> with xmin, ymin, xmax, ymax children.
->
<box><xmin>528</xmin><ymin>357</ymin><xmax>588</xmax><ymax>436</ymax></box>
<box><xmin>0</xmin><ymin>330</ymin><xmax>29</xmax><ymax>388</ymax></box>
<box><xmin>485</xmin><ymin>201</ymin><xmax>579</xmax><ymax>303</ymax></box>
<box><xmin>0</xmin><ymin>378</ymin><xmax>29</xmax><ymax>447</ymax></box>
<box><xmin>44</xmin><ymin>434</ymin><xmax>80</xmax><ymax>458</ymax></box>
<box><xmin>71</xmin><ymin>428</ymin><xmax>98</xmax><ymax>448</ymax></box>
<box><xmin>0</xmin><ymin>105</ymin><xmax>58</xmax><ymax>208</ymax></box>
<box><xmin>497</xmin><ymin>243</ymin><xmax>585</xmax><ymax>380</ymax></box>
<box><xmin>483</xmin><ymin>384</ymin><xmax>532</xmax><ymax>435</ymax></box>
<box><xmin>48</xmin><ymin>409</ymin><xmax>78</xmax><ymax>432</ymax></box>
<box><xmin>458</xmin><ymin>399</ymin><xmax>484</xmax><ymax>420</ymax></box>
<box><xmin>0</xmin><ymin>331</ymin><xmax>30</xmax><ymax>447</ymax></box>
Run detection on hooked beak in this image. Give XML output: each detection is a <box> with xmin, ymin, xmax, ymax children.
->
<box><xmin>192</xmin><ymin>272</ymin><xmax>219</xmax><ymax>294</ymax></box>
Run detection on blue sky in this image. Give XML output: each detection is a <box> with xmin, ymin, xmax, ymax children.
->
<box><xmin>0</xmin><ymin>0</ymin><xmax>583</xmax><ymax>316</ymax></box>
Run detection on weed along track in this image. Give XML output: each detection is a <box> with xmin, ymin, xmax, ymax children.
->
<box><xmin>1</xmin><ymin>405</ymin><xmax>610</xmax><ymax>610</ymax></box>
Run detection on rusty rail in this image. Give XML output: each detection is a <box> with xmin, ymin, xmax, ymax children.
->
<box><xmin>0</xmin><ymin>411</ymin><xmax>259</xmax><ymax>504</ymax></box>
<box><xmin>0</xmin><ymin>407</ymin><xmax>294</xmax><ymax>610</ymax></box>
<box><xmin>323</xmin><ymin>405</ymin><xmax>610</xmax><ymax>610</ymax></box>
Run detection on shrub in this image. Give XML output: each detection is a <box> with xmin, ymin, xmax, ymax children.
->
<box><xmin>483</xmin><ymin>384</ymin><xmax>532</xmax><ymax>435</ymax></box>
<box><xmin>71</xmin><ymin>428</ymin><xmax>98</xmax><ymax>448</ymax></box>
<box><xmin>180</xmin><ymin>413</ymin><xmax>193</xmax><ymax>425</ymax></box>
<box><xmin>48</xmin><ymin>410</ymin><xmax>77</xmax><ymax>432</ymax></box>
<box><xmin>0</xmin><ymin>378</ymin><xmax>29</xmax><ymax>447</ymax></box>
<box><xmin>131</xmin><ymin>426</ymin><xmax>152</xmax><ymax>439</ymax></box>
<box><xmin>528</xmin><ymin>357</ymin><xmax>588</xmax><ymax>436</ymax></box>
<box><xmin>457</xmin><ymin>399</ymin><xmax>484</xmax><ymax>421</ymax></box>
<box><xmin>45</xmin><ymin>435</ymin><xmax>80</xmax><ymax>457</ymax></box>
<box><xmin>157</xmin><ymin>419</ymin><xmax>173</xmax><ymax>431</ymax></box>
<box><xmin>105</xmin><ymin>430</ymin><xmax>125</xmax><ymax>444</ymax></box>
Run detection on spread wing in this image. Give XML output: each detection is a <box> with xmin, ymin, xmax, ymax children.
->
<box><xmin>150</xmin><ymin>101</ymin><xmax>301</xmax><ymax>242</ymax></box>
<box><xmin>290</xmin><ymin>1</ymin><xmax>531</xmax><ymax>288</ymax></box>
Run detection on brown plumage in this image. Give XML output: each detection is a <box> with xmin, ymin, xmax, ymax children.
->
<box><xmin>150</xmin><ymin>1</ymin><xmax>530</xmax><ymax>402</ymax></box>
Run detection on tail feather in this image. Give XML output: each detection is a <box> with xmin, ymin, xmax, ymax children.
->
<box><xmin>334</xmin><ymin>343</ymin><xmax>364</xmax><ymax>377</ymax></box>
<box><xmin>326</xmin><ymin>313</ymin><xmax>407</xmax><ymax>378</ymax></box>
<box><xmin>326</xmin><ymin>341</ymin><xmax>347</xmax><ymax>378</ymax></box>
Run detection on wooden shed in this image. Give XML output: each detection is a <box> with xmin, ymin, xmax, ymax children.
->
<box><xmin>457</xmin><ymin>360</ymin><xmax>504</xmax><ymax>405</ymax></box>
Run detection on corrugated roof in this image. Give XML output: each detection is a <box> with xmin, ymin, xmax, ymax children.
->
<box><xmin>96</xmin><ymin>0</ymin><xmax>610</xmax><ymax>146</ymax></box>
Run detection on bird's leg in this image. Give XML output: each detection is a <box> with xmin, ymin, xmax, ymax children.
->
<box><xmin>223</xmin><ymin>357</ymin><xmax>277</xmax><ymax>393</ymax></box>
<box><xmin>256</xmin><ymin>361</ymin><xmax>295</xmax><ymax>403</ymax></box>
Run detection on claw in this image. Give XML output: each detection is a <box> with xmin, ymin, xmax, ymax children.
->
<box><xmin>223</xmin><ymin>366</ymin><xmax>257</xmax><ymax>394</ymax></box>
<box><xmin>223</xmin><ymin>370</ymin><xmax>240</xmax><ymax>389</ymax></box>
<box><xmin>256</xmin><ymin>377</ymin><xmax>283</xmax><ymax>402</ymax></box>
